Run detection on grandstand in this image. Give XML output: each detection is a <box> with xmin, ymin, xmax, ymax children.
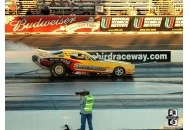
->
<box><xmin>5</xmin><ymin>0</ymin><xmax>183</xmax><ymax>15</ymax></box>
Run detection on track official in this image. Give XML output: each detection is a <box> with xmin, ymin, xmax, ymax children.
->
<box><xmin>79</xmin><ymin>91</ymin><xmax>94</xmax><ymax>130</ymax></box>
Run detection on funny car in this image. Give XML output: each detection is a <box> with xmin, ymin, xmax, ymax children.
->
<box><xmin>32</xmin><ymin>49</ymin><xmax>135</xmax><ymax>77</ymax></box>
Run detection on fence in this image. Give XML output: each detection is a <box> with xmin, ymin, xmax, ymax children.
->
<box><xmin>5</xmin><ymin>0</ymin><xmax>183</xmax><ymax>15</ymax></box>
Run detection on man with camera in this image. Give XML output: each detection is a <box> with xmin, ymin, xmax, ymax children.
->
<box><xmin>76</xmin><ymin>90</ymin><xmax>94</xmax><ymax>130</ymax></box>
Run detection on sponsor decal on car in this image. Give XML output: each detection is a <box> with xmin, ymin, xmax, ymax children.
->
<box><xmin>74</xmin><ymin>64</ymin><xmax>106</xmax><ymax>71</ymax></box>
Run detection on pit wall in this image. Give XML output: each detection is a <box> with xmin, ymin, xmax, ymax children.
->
<box><xmin>5</xmin><ymin>50</ymin><xmax>182</xmax><ymax>63</ymax></box>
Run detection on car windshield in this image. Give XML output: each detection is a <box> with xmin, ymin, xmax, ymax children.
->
<box><xmin>50</xmin><ymin>50</ymin><xmax>63</xmax><ymax>55</ymax></box>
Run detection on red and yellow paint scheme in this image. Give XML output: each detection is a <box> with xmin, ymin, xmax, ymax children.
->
<box><xmin>32</xmin><ymin>49</ymin><xmax>135</xmax><ymax>77</ymax></box>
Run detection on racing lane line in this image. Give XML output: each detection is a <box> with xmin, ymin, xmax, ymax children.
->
<box><xmin>5</xmin><ymin>93</ymin><xmax>183</xmax><ymax>97</ymax></box>
<box><xmin>4</xmin><ymin>82</ymin><xmax>182</xmax><ymax>85</ymax></box>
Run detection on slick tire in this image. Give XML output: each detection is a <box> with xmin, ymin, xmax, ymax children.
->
<box><xmin>89</xmin><ymin>72</ymin><xmax>98</xmax><ymax>77</ymax></box>
<box><xmin>112</xmin><ymin>67</ymin><xmax>125</xmax><ymax>77</ymax></box>
<box><xmin>50</xmin><ymin>62</ymin><xmax>67</xmax><ymax>77</ymax></box>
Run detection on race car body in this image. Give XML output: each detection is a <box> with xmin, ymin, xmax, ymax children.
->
<box><xmin>32</xmin><ymin>49</ymin><xmax>135</xmax><ymax>77</ymax></box>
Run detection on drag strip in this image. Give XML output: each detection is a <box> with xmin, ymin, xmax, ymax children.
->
<box><xmin>5</xmin><ymin>62</ymin><xmax>183</xmax><ymax>110</ymax></box>
<box><xmin>5</xmin><ymin>34</ymin><xmax>183</xmax><ymax>50</ymax></box>
<box><xmin>5</xmin><ymin>34</ymin><xmax>183</xmax><ymax>111</ymax></box>
<box><xmin>5</xmin><ymin>62</ymin><xmax>183</xmax><ymax>83</ymax></box>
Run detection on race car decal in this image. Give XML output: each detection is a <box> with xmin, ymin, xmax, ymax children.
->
<box><xmin>74</xmin><ymin>64</ymin><xmax>106</xmax><ymax>71</ymax></box>
<box><xmin>61</xmin><ymin>59</ymin><xmax>71</xmax><ymax>65</ymax></box>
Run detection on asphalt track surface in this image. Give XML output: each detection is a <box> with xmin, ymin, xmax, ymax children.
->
<box><xmin>6</xmin><ymin>63</ymin><xmax>182</xmax><ymax>83</ymax></box>
<box><xmin>5</xmin><ymin>34</ymin><xmax>183</xmax><ymax>111</ymax></box>
<box><xmin>5</xmin><ymin>62</ymin><xmax>183</xmax><ymax>110</ymax></box>
<box><xmin>6</xmin><ymin>94</ymin><xmax>182</xmax><ymax>111</ymax></box>
<box><xmin>5</xmin><ymin>34</ymin><xmax>183</xmax><ymax>50</ymax></box>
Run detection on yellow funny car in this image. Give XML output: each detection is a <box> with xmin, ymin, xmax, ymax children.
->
<box><xmin>32</xmin><ymin>49</ymin><xmax>135</xmax><ymax>77</ymax></box>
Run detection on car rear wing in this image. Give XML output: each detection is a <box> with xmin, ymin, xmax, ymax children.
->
<box><xmin>35</xmin><ymin>49</ymin><xmax>53</xmax><ymax>58</ymax></box>
<box><xmin>35</xmin><ymin>49</ymin><xmax>64</xmax><ymax>58</ymax></box>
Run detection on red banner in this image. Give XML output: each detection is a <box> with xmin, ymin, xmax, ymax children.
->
<box><xmin>5</xmin><ymin>15</ymin><xmax>183</xmax><ymax>33</ymax></box>
<box><xmin>5</xmin><ymin>15</ymin><xmax>100</xmax><ymax>32</ymax></box>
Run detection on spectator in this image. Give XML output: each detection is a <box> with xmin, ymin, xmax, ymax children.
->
<box><xmin>50</xmin><ymin>0</ymin><xmax>56</xmax><ymax>6</ymax></box>
<box><xmin>26</xmin><ymin>8</ymin><xmax>32</xmax><ymax>15</ymax></box>
<box><xmin>137</xmin><ymin>9</ymin><xmax>141</xmax><ymax>15</ymax></box>
<box><xmin>15</xmin><ymin>0</ymin><xmax>21</xmax><ymax>15</ymax></box>
<box><xmin>164</xmin><ymin>10</ymin><xmax>170</xmax><ymax>15</ymax></box>
<box><xmin>67</xmin><ymin>0</ymin><xmax>76</xmax><ymax>11</ymax></box>
<box><xmin>94</xmin><ymin>11</ymin><xmax>100</xmax><ymax>21</ymax></box>
<box><xmin>59</xmin><ymin>0</ymin><xmax>64</xmax><ymax>7</ymax></box>
<box><xmin>179</xmin><ymin>9</ymin><xmax>183</xmax><ymax>15</ymax></box>
<box><xmin>41</xmin><ymin>0</ymin><xmax>48</xmax><ymax>6</ymax></box>
<box><xmin>83</xmin><ymin>9</ymin><xmax>90</xmax><ymax>15</ymax></box>
<box><xmin>41</xmin><ymin>6</ymin><xmax>50</xmax><ymax>15</ymax></box>
<box><xmin>129</xmin><ymin>6</ymin><xmax>137</xmax><ymax>16</ymax></box>
<box><xmin>50</xmin><ymin>0</ymin><xmax>56</xmax><ymax>13</ymax></box>
<box><xmin>77</xmin><ymin>0</ymin><xmax>84</xmax><ymax>11</ymax></box>
<box><xmin>70</xmin><ymin>11</ymin><xmax>76</xmax><ymax>15</ymax></box>
<box><xmin>116</xmin><ymin>11</ymin><xmax>122</xmax><ymax>15</ymax></box>
<box><xmin>39</xmin><ymin>0</ymin><xmax>48</xmax><ymax>14</ymax></box>
<box><xmin>9</xmin><ymin>0</ymin><xmax>16</xmax><ymax>15</ymax></box>
<box><xmin>146</xmin><ymin>8</ymin><xmax>156</xmax><ymax>16</ymax></box>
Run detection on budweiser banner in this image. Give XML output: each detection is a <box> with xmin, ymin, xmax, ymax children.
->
<box><xmin>5</xmin><ymin>15</ymin><xmax>100</xmax><ymax>32</ymax></box>
<box><xmin>5</xmin><ymin>15</ymin><xmax>183</xmax><ymax>33</ymax></box>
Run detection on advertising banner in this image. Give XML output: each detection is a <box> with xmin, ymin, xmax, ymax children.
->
<box><xmin>162</xmin><ymin>16</ymin><xmax>183</xmax><ymax>31</ymax></box>
<box><xmin>131</xmin><ymin>16</ymin><xmax>163</xmax><ymax>31</ymax></box>
<box><xmin>5</xmin><ymin>15</ymin><xmax>100</xmax><ymax>33</ymax></box>
<box><xmin>88</xmin><ymin>51</ymin><xmax>171</xmax><ymax>63</ymax></box>
<box><xmin>5</xmin><ymin>15</ymin><xmax>183</xmax><ymax>33</ymax></box>
<box><xmin>100</xmin><ymin>16</ymin><xmax>131</xmax><ymax>32</ymax></box>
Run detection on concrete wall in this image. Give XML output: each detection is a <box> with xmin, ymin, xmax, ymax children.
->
<box><xmin>5</xmin><ymin>50</ymin><xmax>183</xmax><ymax>63</ymax></box>
<box><xmin>6</xmin><ymin>109</ymin><xmax>183</xmax><ymax>130</ymax></box>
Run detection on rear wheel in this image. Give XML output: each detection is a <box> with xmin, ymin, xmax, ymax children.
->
<box><xmin>113</xmin><ymin>67</ymin><xmax>125</xmax><ymax>77</ymax></box>
<box><xmin>50</xmin><ymin>62</ymin><xmax>67</xmax><ymax>77</ymax></box>
<box><xmin>89</xmin><ymin>72</ymin><xmax>98</xmax><ymax>77</ymax></box>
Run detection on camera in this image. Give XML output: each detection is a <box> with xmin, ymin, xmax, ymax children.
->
<box><xmin>75</xmin><ymin>91</ymin><xmax>89</xmax><ymax>96</ymax></box>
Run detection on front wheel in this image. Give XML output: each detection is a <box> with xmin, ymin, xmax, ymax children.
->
<box><xmin>112</xmin><ymin>67</ymin><xmax>125</xmax><ymax>77</ymax></box>
<box><xmin>50</xmin><ymin>62</ymin><xmax>67</xmax><ymax>77</ymax></box>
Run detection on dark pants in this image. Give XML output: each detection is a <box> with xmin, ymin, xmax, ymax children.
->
<box><xmin>81</xmin><ymin>113</ymin><xmax>93</xmax><ymax>130</ymax></box>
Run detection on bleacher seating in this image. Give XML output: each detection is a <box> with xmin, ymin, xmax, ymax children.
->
<box><xmin>5</xmin><ymin>0</ymin><xmax>38</xmax><ymax>15</ymax></box>
<box><xmin>172</xmin><ymin>0</ymin><xmax>183</xmax><ymax>13</ymax></box>
<box><xmin>5</xmin><ymin>0</ymin><xmax>20</xmax><ymax>15</ymax></box>
<box><xmin>36</xmin><ymin>0</ymin><xmax>155</xmax><ymax>15</ymax></box>
<box><xmin>19</xmin><ymin>0</ymin><xmax>38</xmax><ymax>15</ymax></box>
<box><xmin>5</xmin><ymin>0</ymin><xmax>183</xmax><ymax>15</ymax></box>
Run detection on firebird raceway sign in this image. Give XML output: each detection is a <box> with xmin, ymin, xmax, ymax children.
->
<box><xmin>5</xmin><ymin>15</ymin><xmax>183</xmax><ymax>33</ymax></box>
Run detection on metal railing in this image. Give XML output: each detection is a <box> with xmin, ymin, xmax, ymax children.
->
<box><xmin>5</xmin><ymin>0</ymin><xmax>183</xmax><ymax>15</ymax></box>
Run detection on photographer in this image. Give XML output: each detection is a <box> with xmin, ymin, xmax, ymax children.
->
<box><xmin>77</xmin><ymin>90</ymin><xmax>94</xmax><ymax>130</ymax></box>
